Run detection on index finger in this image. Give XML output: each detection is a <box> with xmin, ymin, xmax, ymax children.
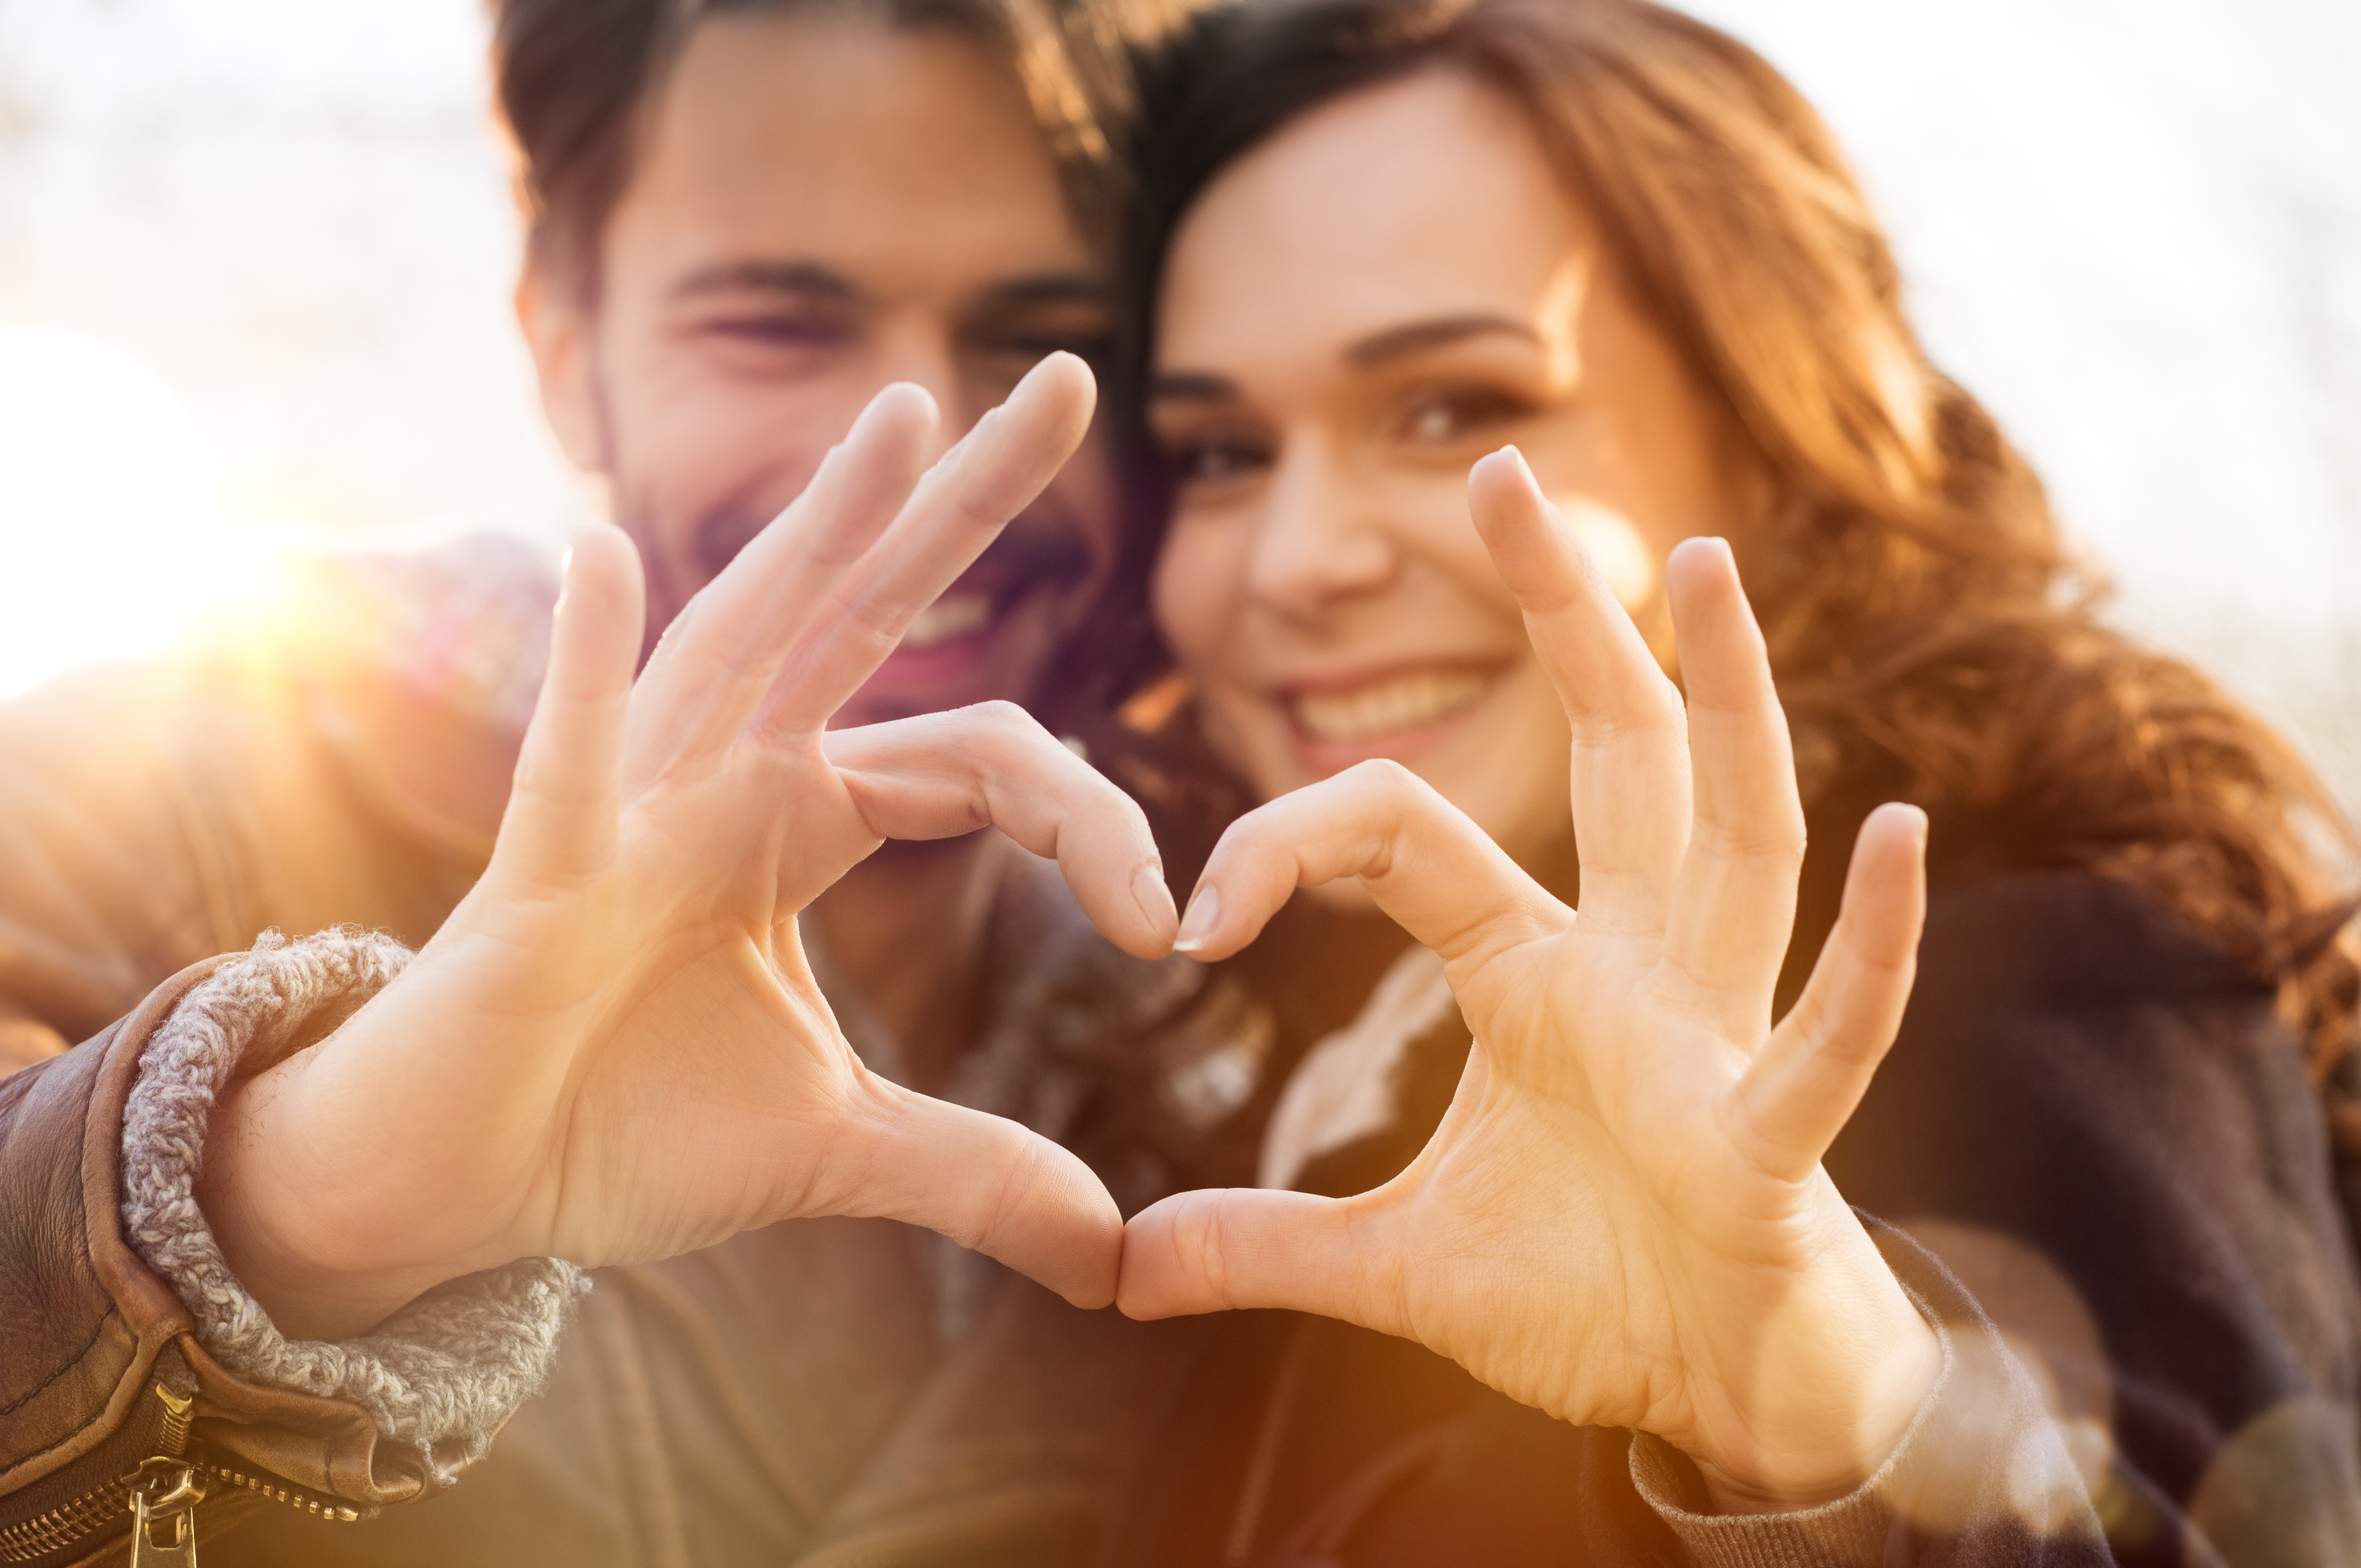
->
<box><xmin>754</xmin><ymin>352</ymin><xmax>1098</xmax><ymax>737</ymax></box>
<box><xmin>1173</xmin><ymin>759</ymin><xmax>1568</xmax><ymax>974</ymax></box>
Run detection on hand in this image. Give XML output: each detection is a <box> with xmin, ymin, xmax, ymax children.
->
<box><xmin>202</xmin><ymin>355</ymin><xmax>1177</xmax><ymax>1339</ymax></box>
<box><xmin>1119</xmin><ymin>448</ymin><xmax>1939</xmax><ymax>1513</ymax></box>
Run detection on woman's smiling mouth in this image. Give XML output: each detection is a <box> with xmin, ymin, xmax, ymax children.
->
<box><xmin>1286</xmin><ymin>666</ymin><xmax>1497</xmax><ymax>745</ymax></box>
<box><xmin>899</xmin><ymin>590</ymin><xmax>995</xmax><ymax>650</ymax></box>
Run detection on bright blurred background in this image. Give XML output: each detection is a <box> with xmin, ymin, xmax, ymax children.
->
<box><xmin>1</xmin><ymin>0</ymin><xmax>2356</xmax><ymax>806</ymax></box>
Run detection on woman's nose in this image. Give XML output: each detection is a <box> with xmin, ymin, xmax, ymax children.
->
<box><xmin>1244</xmin><ymin>437</ymin><xmax>1399</xmax><ymax>624</ymax></box>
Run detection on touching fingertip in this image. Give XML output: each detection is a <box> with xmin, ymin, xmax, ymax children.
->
<box><xmin>1171</xmin><ymin>885</ymin><xmax>1222</xmax><ymax>955</ymax></box>
<box><xmin>1131</xmin><ymin>862</ymin><xmax>1178</xmax><ymax>939</ymax></box>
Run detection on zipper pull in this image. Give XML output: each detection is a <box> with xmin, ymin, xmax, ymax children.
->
<box><xmin>127</xmin><ymin>1457</ymin><xmax>207</xmax><ymax>1568</ymax></box>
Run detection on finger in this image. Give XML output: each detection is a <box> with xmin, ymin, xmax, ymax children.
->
<box><xmin>822</xmin><ymin>702</ymin><xmax>1178</xmax><ymax>957</ymax></box>
<box><xmin>754</xmin><ymin>351</ymin><xmax>1097</xmax><ymax>736</ymax></box>
<box><xmin>634</xmin><ymin>381</ymin><xmax>939</xmax><ymax>758</ymax></box>
<box><xmin>498</xmin><ymin>523</ymin><xmax>644</xmax><ymax>885</ymax></box>
<box><xmin>1468</xmin><ymin>447</ymin><xmax>1689</xmax><ymax>941</ymax></box>
<box><xmin>1725</xmin><ymin>804</ymin><xmax>1927</xmax><ymax>1180</ymax></box>
<box><xmin>1659</xmin><ymin>538</ymin><xmax>1808</xmax><ymax>1028</ymax></box>
<box><xmin>1172</xmin><ymin>759</ymin><xmax>1566</xmax><ymax>970</ymax></box>
<box><xmin>828</xmin><ymin>1080</ymin><xmax>1123</xmax><ymax>1309</ymax></box>
<box><xmin>1118</xmin><ymin>1187</ymin><xmax>1401</xmax><ymax>1331</ymax></box>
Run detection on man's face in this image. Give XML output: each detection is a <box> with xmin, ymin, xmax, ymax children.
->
<box><xmin>525</xmin><ymin>10</ymin><xmax>1117</xmax><ymax>728</ymax></box>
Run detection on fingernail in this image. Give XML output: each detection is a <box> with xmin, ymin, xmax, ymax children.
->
<box><xmin>1132</xmin><ymin>863</ymin><xmax>1176</xmax><ymax>934</ymax></box>
<box><xmin>1171</xmin><ymin>885</ymin><xmax>1221</xmax><ymax>954</ymax></box>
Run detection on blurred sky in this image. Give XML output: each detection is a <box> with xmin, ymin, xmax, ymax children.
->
<box><xmin>0</xmin><ymin>0</ymin><xmax>2356</xmax><ymax>798</ymax></box>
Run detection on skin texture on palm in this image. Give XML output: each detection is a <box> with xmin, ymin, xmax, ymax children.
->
<box><xmin>1119</xmin><ymin>448</ymin><xmax>1942</xmax><ymax>1514</ymax></box>
<box><xmin>198</xmin><ymin>355</ymin><xmax>1178</xmax><ymax>1341</ymax></box>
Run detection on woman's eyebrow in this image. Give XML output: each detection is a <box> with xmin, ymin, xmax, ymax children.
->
<box><xmin>1150</xmin><ymin>314</ymin><xmax>1540</xmax><ymax>406</ymax></box>
<box><xmin>1345</xmin><ymin>314</ymin><xmax>1542</xmax><ymax>368</ymax></box>
<box><xmin>1149</xmin><ymin>370</ymin><xmax>1240</xmax><ymax>405</ymax></box>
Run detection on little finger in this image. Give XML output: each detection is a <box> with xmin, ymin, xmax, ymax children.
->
<box><xmin>754</xmin><ymin>353</ymin><xmax>1097</xmax><ymax>737</ymax></box>
<box><xmin>1726</xmin><ymin>803</ymin><xmax>1927</xmax><ymax>1181</ymax></box>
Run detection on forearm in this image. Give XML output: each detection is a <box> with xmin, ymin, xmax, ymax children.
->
<box><xmin>0</xmin><ymin>934</ymin><xmax>587</xmax><ymax>1565</ymax></box>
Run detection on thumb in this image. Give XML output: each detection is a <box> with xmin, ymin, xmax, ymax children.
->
<box><xmin>1117</xmin><ymin>1187</ymin><xmax>1391</xmax><ymax>1329</ymax></box>
<box><xmin>831</xmin><ymin>1083</ymin><xmax>1124</xmax><ymax>1308</ymax></box>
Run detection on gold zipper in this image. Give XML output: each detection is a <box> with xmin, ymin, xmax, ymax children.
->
<box><xmin>0</xmin><ymin>1383</ymin><xmax>368</xmax><ymax>1565</ymax></box>
<box><xmin>126</xmin><ymin>1457</ymin><xmax>205</xmax><ymax>1567</ymax></box>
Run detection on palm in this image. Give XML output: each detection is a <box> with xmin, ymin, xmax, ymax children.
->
<box><xmin>1121</xmin><ymin>449</ymin><xmax>1937</xmax><ymax>1507</ymax></box>
<box><xmin>1392</xmin><ymin>945</ymin><xmax>1810</xmax><ymax>1433</ymax></box>
<box><xmin>207</xmin><ymin>359</ymin><xmax>1175</xmax><ymax>1336</ymax></box>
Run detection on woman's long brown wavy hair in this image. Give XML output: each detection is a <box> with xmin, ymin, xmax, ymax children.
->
<box><xmin>1104</xmin><ymin>0</ymin><xmax>2361</xmax><ymax>1076</ymax></box>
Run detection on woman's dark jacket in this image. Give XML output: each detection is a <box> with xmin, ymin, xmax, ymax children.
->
<box><xmin>1099</xmin><ymin>859</ymin><xmax>2361</xmax><ymax>1567</ymax></box>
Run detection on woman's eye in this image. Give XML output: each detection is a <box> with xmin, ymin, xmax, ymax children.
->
<box><xmin>1400</xmin><ymin>388</ymin><xmax>1531</xmax><ymax>445</ymax></box>
<box><xmin>1166</xmin><ymin>432</ymin><xmax>1273</xmax><ymax>486</ymax></box>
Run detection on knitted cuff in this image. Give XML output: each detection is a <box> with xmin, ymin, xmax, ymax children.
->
<box><xmin>120</xmin><ymin>928</ymin><xmax>588</xmax><ymax>1476</ymax></box>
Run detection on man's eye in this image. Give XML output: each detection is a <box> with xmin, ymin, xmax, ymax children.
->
<box><xmin>1166</xmin><ymin>432</ymin><xmax>1272</xmax><ymax>486</ymax></box>
<box><xmin>974</xmin><ymin>329</ymin><xmax>1115</xmax><ymax>367</ymax></box>
<box><xmin>1399</xmin><ymin>388</ymin><xmax>1532</xmax><ymax>445</ymax></box>
<box><xmin>698</xmin><ymin>314</ymin><xmax>853</xmax><ymax>348</ymax></box>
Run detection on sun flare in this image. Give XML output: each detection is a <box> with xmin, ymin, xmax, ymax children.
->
<box><xmin>0</xmin><ymin>331</ymin><xmax>261</xmax><ymax>699</ymax></box>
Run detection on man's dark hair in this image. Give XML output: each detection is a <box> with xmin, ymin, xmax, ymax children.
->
<box><xmin>490</xmin><ymin>0</ymin><xmax>1193</xmax><ymax>300</ymax></box>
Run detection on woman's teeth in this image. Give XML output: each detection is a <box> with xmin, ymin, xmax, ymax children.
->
<box><xmin>900</xmin><ymin>592</ymin><xmax>993</xmax><ymax>650</ymax></box>
<box><xmin>1290</xmin><ymin>669</ymin><xmax>1491</xmax><ymax>743</ymax></box>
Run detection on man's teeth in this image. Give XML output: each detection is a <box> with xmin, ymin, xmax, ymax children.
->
<box><xmin>1292</xmin><ymin>670</ymin><xmax>1491</xmax><ymax>743</ymax></box>
<box><xmin>900</xmin><ymin>593</ymin><xmax>993</xmax><ymax>650</ymax></box>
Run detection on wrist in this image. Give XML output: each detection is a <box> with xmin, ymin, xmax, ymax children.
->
<box><xmin>1688</xmin><ymin>1285</ymin><xmax>1943</xmax><ymax>1514</ymax></box>
<box><xmin>196</xmin><ymin>1065</ymin><xmax>463</xmax><ymax>1340</ymax></box>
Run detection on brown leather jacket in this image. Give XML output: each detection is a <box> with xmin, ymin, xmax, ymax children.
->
<box><xmin>0</xmin><ymin>545</ymin><xmax>1217</xmax><ymax>1566</ymax></box>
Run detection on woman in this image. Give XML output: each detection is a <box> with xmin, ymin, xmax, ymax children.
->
<box><xmin>1091</xmin><ymin>0</ymin><xmax>2361</xmax><ymax>1562</ymax></box>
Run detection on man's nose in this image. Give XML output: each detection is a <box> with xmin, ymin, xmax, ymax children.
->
<box><xmin>873</xmin><ymin>334</ymin><xmax>969</xmax><ymax>465</ymax></box>
<box><xmin>1245</xmin><ymin>436</ymin><xmax>1399</xmax><ymax>625</ymax></box>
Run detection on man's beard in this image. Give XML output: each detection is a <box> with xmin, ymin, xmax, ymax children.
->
<box><xmin>611</xmin><ymin>486</ymin><xmax>1104</xmax><ymax>711</ymax></box>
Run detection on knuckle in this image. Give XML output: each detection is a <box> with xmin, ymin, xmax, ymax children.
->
<box><xmin>1342</xmin><ymin>756</ymin><xmax>1426</xmax><ymax>802</ymax></box>
<box><xmin>973</xmin><ymin>1121</ymin><xmax>1042</xmax><ymax>1249</ymax></box>
<box><xmin>961</xmin><ymin>698</ymin><xmax>1043</xmax><ymax>749</ymax></box>
<box><xmin>1689</xmin><ymin>814</ymin><xmax>1807</xmax><ymax>865</ymax></box>
<box><xmin>947</xmin><ymin>700</ymin><xmax>1041</xmax><ymax>771</ymax></box>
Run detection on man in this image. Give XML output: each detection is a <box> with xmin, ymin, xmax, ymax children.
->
<box><xmin>0</xmin><ymin>2</ymin><xmax>1223</xmax><ymax>1563</ymax></box>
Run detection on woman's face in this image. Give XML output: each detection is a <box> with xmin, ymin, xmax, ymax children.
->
<box><xmin>1149</xmin><ymin>70</ymin><xmax>1770</xmax><ymax>869</ymax></box>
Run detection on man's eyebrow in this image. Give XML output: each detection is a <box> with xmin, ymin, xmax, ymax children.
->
<box><xmin>1345</xmin><ymin>314</ymin><xmax>1541</xmax><ymax>368</ymax></box>
<box><xmin>669</xmin><ymin>260</ymin><xmax>863</xmax><ymax>303</ymax></box>
<box><xmin>1148</xmin><ymin>371</ymin><xmax>1240</xmax><ymax>405</ymax></box>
